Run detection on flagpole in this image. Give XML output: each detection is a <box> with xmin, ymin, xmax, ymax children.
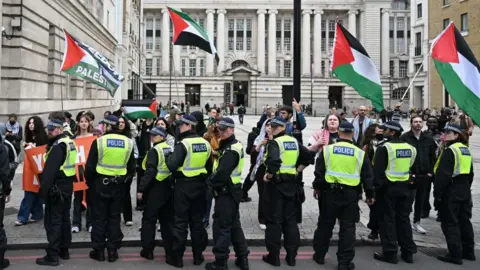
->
<box><xmin>169</xmin><ymin>43</ymin><xmax>172</xmax><ymax>105</ymax></box>
<box><xmin>400</xmin><ymin>59</ymin><xmax>426</xmax><ymax>102</ymax></box>
<box><xmin>293</xmin><ymin>0</ymin><xmax>301</xmax><ymax>102</ymax></box>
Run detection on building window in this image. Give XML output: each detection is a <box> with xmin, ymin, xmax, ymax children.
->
<box><xmin>390</xmin><ymin>38</ymin><xmax>394</xmax><ymax>53</ymax></box>
<box><xmin>415</xmin><ymin>32</ymin><xmax>421</xmax><ymax>56</ymax></box>
<box><xmin>96</xmin><ymin>0</ymin><xmax>104</xmax><ymax>22</ymax></box>
<box><xmin>146</xmin><ymin>59</ymin><xmax>152</xmax><ymax>76</ymax></box>
<box><xmin>461</xmin><ymin>13</ymin><xmax>468</xmax><ymax>32</ymax></box>
<box><xmin>321</xmin><ymin>19</ymin><xmax>326</xmax><ymax>52</ymax></box>
<box><xmin>228</xmin><ymin>19</ymin><xmax>234</xmax><ymax>51</ymax></box>
<box><xmin>284</xmin><ymin>60</ymin><xmax>291</xmax><ymax>77</ymax></box>
<box><xmin>156</xmin><ymin>57</ymin><xmax>161</xmax><ymax>75</ymax></box>
<box><xmin>399</xmin><ymin>60</ymin><xmax>408</xmax><ymax>78</ymax></box>
<box><xmin>246</xmin><ymin>18</ymin><xmax>252</xmax><ymax>51</ymax></box>
<box><xmin>284</xmin><ymin>37</ymin><xmax>291</xmax><ymax>52</ymax></box>
<box><xmin>443</xmin><ymin>18</ymin><xmax>450</xmax><ymax>29</ymax></box>
<box><xmin>392</xmin><ymin>0</ymin><xmax>407</xmax><ymax>10</ymax></box>
<box><xmin>321</xmin><ymin>61</ymin><xmax>325</xmax><ymax>76</ymax></box>
<box><xmin>276</xmin><ymin>60</ymin><xmax>281</xmax><ymax>76</ymax></box>
<box><xmin>390</xmin><ymin>61</ymin><xmax>395</xmax><ymax>77</ymax></box>
<box><xmin>443</xmin><ymin>0</ymin><xmax>450</xmax><ymax>6</ymax></box>
<box><xmin>393</xmin><ymin>87</ymin><xmax>408</xmax><ymax>99</ymax></box>
<box><xmin>199</xmin><ymin>19</ymin><xmax>205</xmax><ymax>29</ymax></box>
<box><xmin>417</xmin><ymin>4</ymin><xmax>422</xmax><ymax>19</ymax></box>
<box><xmin>155</xmin><ymin>18</ymin><xmax>161</xmax><ymax>50</ymax></box>
<box><xmin>414</xmin><ymin>63</ymin><xmax>422</xmax><ymax>72</ymax></box>
<box><xmin>146</xmin><ymin>18</ymin><xmax>153</xmax><ymax>50</ymax></box>
<box><xmin>328</xmin><ymin>20</ymin><xmax>335</xmax><ymax>49</ymax></box>
<box><xmin>189</xmin><ymin>59</ymin><xmax>196</xmax><ymax>76</ymax></box>
<box><xmin>397</xmin><ymin>38</ymin><xmax>405</xmax><ymax>53</ymax></box>
<box><xmin>284</xmin><ymin>19</ymin><xmax>291</xmax><ymax>51</ymax></box>
<box><xmin>236</xmin><ymin>37</ymin><xmax>244</xmax><ymax>51</ymax></box>
<box><xmin>236</xmin><ymin>19</ymin><xmax>244</xmax><ymax>50</ymax></box>
<box><xmin>276</xmin><ymin>37</ymin><xmax>281</xmax><ymax>52</ymax></box>
<box><xmin>199</xmin><ymin>59</ymin><xmax>205</xmax><ymax>76</ymax></box>
<box><xmin>181</xmin><ymin>59</ymin><xmax>187</xmax><ymax>76</ymax></box>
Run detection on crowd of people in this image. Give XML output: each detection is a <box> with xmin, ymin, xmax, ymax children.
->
<box><xmin>0</xmin><ymin>101</ymin><xmax>476</xmax><ymax>269</ymax></box>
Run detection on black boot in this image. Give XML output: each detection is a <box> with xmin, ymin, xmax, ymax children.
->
<box><xmin>285</xmin><ymin>253</ymin><xmax>296</xmax><ymax>266</ymax></box>
<box><xmin>262</xmin><ymin>254</ymin><xmax>280</xmax><ymax>267</ymax></box>
<box><xmin>107</xmin><ymin>249</ymin><xmax>119</xmax><ymax>263</ymax></box>
<box><xmin>194</xmin><ymin>253</ymin><xmax>205</xmax><ymax>265</ymax></box>
<box><xmin>367</xmin><ymin>231</ymin><xmax>378</xmax><ymax>240</ymax></box>
<box><xmin>205</xmin><ymin>258</ymin><xmax>228</xmax><ymax>270</ymax></box>
<box><xmin>166</xmin><ymin>253</ymin><xmax>183</xmax><ymax>268</ymax></box>
<box><xmin>437</xmin><ymin>254</ymin><xmax>462</xmax><ymax>265</ymax></box>
<box><xmin>89</xmin><ymin>249</ymin><xmax>105</xmax><ymax>262</ymax></box>
<box><xmin>59</xmin><ymin>249</ymin><xmax>70</xmax><ymax>260</ymax></box>
<box><xmin>401</xmin><ymin>252</ymin><xmax>413</xmax><ymax>263</ymax></box>
<box><xmin>235</xmin><ymin>256</ymin><xmax>249</xmax><ymax>270</ymax></box>
<box><xmin>373</xmin><ymin>252</ymin><xmax>398</xmax><ymax>264</ymax></box>
<box><xmin>140</xmin><ymin>249</ymin><xmax>154</xmax><ymax>260</ymax></box>
<box><xmin>338</xmin><ymin>262</ymin><xmax>355</xmax><ymax>270</ymax></box>
<box><xmin>0</xmin><ymin>258</ymin><xmax>9</xmax><ymax>269</ymax></box>
<box><xmin>36</xmin><ymin>255</ymin><xmax>59</xmax><ymax>266</ymax></box>
<box><xmin>313</xmin><ymin>253</ymin><xmax>325</xmax><ymax>265</ymax></box>
<box><xmin>462</xmin><ymin>250</ymin><xmax>476</xmax><ymax>261</ymax></box>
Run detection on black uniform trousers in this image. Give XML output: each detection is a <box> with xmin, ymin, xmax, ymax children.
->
<box><xmin>439</xmin><ymin>192</ymin><xmax>475</xmax><ymax>258</ymax></box>
<box><xmin>172</xmin><ymin>179</ymin><xmax>208</xmax><ymax>257</ymax></box>
<box><xmin>122</xmin><ymin>176</ymin><xmax>133</xmax><ymax>222</ymax></box>
<box><xmin>241</xmin><ymin>151</ymin><xmax>258</xmax><ymax>197</ymax></box>
<box><xmin>367</xmin><ymin>203</ymin><xmax>380</xmax><ymax>233</ymax></box>
<box><xmin>313</xmin><ymin>187</ymin><xmax>359</xmax><ymax>265</ymax></box>
<box><xmin>255</xmin><ymin>165</ymin><xmax>267</xmax><ymax>225</ymax></box>
<box><xmin>411</xmin><ymin>175</ymin><xmax>430</xmax><ymax>223</ymax></box>
<box><xmin>45</xmin><ymin>194</ymin><xmax>72</xmax><ymax>256</ymax></box>
<box><xmin>141</xmin><ymin>179</ymin><xmax>174</xmax><ymax>253</ymax></box>
<box><xmin>136</xmin><ymin>160</ymin><xmax>144</xmax><ymax>208</ymax></box>
<box><xmin>91</xmin><ymin>181</ymin><xmax>126</xmax><ymax>250</ymax></box>
<box><xmin>0</xmin><ymin>196</ymin><xmax>7</xmax><ymax>259</ymax></box>
<box><xmin>212</xmin><ymin>190</ymin><xmax>249</xmax><ymax>260</ymax></box>
<box><xmin>264</xmin><ymin>180</ymin><xmax>300</xmax><ymax>256</ymax></box>
<box><xmin>72</xmin><ymin>190</ymin><xmax>92</xmax><ymax>230</ymax></box>
<box><xmin>378</xmin><ymin>183</ymin><xmax>416</xmax><ymax>255</ymax></box>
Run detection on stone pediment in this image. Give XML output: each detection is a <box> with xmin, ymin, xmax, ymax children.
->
<box><xmin>223</xmin><ymin>65</ymin><xmax>260</xmax><ymax>76</ymax></box>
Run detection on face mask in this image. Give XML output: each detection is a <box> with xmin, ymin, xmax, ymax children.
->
<box><xmin>9</xmin><ymin>121</ymin><xmax>15</xmax><ymax>125</ymax></box>
<box><xmin>375</xmin><ymin>134</ymin><xmax>384</xmax><ymax>140</ymax></box>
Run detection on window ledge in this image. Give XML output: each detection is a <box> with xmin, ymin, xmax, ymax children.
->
<box><xmin>461</xmin><ymin>31</ymin><xmax>469</xmax><ymax>37</ymax></box>
<box><xmin>442</xmin><ymin>5</ymin><xmax>450</xmax><ymax>9</ymax></box>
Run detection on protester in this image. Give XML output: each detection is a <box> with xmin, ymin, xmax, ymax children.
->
<box><xmin>5</xmin><ymin>114</ymin><xmax>22</xmax><ymax>154</ymax></box>
<box><xmin>351</xmin><ymin>106</ymin><xmax>373</xmax><ymax>147</ymax></box>
<box><xmin>155</xmin><ymin>118</ymin><xmax>176</xmax><ymax>147</ymax></box>
<box><xmin>237</xmin><ymin>105</ymin><xmax>246</xmax><ymax>124</ymax></box>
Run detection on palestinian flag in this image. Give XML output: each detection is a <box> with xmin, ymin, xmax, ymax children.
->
<box><xmin>60</xmin><ymin>29</ymin><xmax>124</xmax><ymax>97</ymax></box>
<box><xmin>168</xmin><ymin>7</ymin><xmax>219</xmax><ymax>62</ymax></box>
<box><xmin>123</xmin><ymin>99</ymin><xmax>158</xmax><ymax>120</ymax></box>
<box><xmin>331</xmin><ymin>23</ymin><xmax>384</xmax><ymax>110</ymax></box>
<box><xmin>431</xmin><ymin>22</ymin><xmax>480</xmax><ymax>125</ymax></box>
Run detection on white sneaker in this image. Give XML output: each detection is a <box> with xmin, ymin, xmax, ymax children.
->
<box><xmin>157</xmin><ymin>225</ymin><xmax>161</xmax><ymax>232</ymax></box>
<box><xmin>71</xmin><ymin>226</ymin><xmax>80</xmax><ymax>233</ymax></box>
<box><xmin>125</xmin><ymin>221</ymin><xmax>133</xmax><ymax>226</ymax></box>
<box><xmin>412</xmin><ymin>222</ymin><xmax>427</xmax><ymax>234</ymax></box>
<box><xmin>259</xmin><ymin>224</ymin><xmax>266</xmax><ymax>230</ymax></box>
<box><xmin>88</xmin><ymin>226</ymin><xmax>92</xmax><ymax>233</ymax></box>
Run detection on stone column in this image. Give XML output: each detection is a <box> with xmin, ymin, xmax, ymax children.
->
<box><xmin>217</xmin><ymin>9</ymin><xmax>226</xmax><ymax>72</ymax></box>
<box><xmin>206</xmin><ymin>9</ymin><xmax>215</xmax><ymax>75</ymax></box>
<box><xmin>268</xmin><ymin>9</ymin><xmax>278</xmax><ymax>76</ymax></box>
<box><xmin>302</xmin><ymin>9</ymin><xmax>312</xmax><ymax>75</ymax></box>
<box><xmin>359</xmin><ymin>10</ymin><xmax>365</xmax><ymax>44</ymax></box>
<box><xmin>348</xmin><ymin>10</ymin><xmax>358</xmax><ymax>37</ymax></box>
<box><xmin>324</xmin><ymin>59</ymin><xmax>330</xmax><ymax>77</ymax></box>
<box><xmin>257</xmin><ymin>9</ymin><xmax>267</xmax><ymax>74</ymax></box>
<box><xmin>381</xmin><ymin>8</ymin><xmax>390</xmax><ymax>75</ymax></box>
<box><xmin>313</xmin><ymin>9</ymin><xmax>323</xmax><ymax>76</ymax></box>
<box><xmin>173</xmin><ymin>46</ymin><xmax>180</xmax><ymax>74</ymax></box>
<box><xmin>404</xmin><ymin>16</ymin><xmax>409</xmax><ymax>53</ymax></box>
<box><xmin>393</xmin><ymin>15</ymin><xmax>397</xmax><ymax>54</ymax></box>
<box><xmin>162</xmin><ymin>8</ymin><xmax>170</xmax><ymax>74</ymax></box>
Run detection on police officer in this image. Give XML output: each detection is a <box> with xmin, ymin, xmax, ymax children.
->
<box><xmin>85</xmin><ymin>115</ymin><xmax>135</xmax><ymax>262</ymax></box>
<box><xmin>138</xmin><ymin>126</ymin><xmax>174</xmax><ymax>261</ymax></box>
<box><xmin>36</xmin><ymin>118</ymin><xmax>78</xmax><ymax>266</ymax></box>
<box><xmin>166</xmin><ymin>114</ymin><xmax>212</xmax><ymax>267</ymax></box>
<box><xmin>262</xmin><ymin>116</ymin><xmax>313</xmax><ymax>267</ymax></box>
<box><xmin>373</xmin><ymin>121</ymin><xmax>417</xmax><ymax>264</ymax></box>
<box><xmin>0</xmin><ymin>135</ymin><xmax>12</xmax><ymax>270</ymax></box>
<box><xmin>434</xmin><ymin>124</ymin><xmax>475</xmax><ymax>264</ymax></box>
<box><xmin>205</xmin><ymin>117</ymin><xmax>249</xmax><ymax>270</ymax></box>
<box><xmin>312</xmin><ymin>122</ymin><xmax>375</xmax><ymax>270</ymax></box>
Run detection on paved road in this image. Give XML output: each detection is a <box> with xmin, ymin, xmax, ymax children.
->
<box><xmin>4</xmin><ymin>115</ymin><xmax>480</xmax><ymax>250</ymax></box>
<box><xmin>4</xmin><ymin>246</ymin><xmax>479</xmax><ymax>269</ymax></box>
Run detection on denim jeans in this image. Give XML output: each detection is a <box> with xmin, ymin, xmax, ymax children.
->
<box><xmin>17</xmin><ymin>191</ymin><xmax>44</xmax><ymax>223</ymax></box>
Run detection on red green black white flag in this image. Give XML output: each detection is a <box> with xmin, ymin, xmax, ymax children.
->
<box><xmin>168</xmin><ymin>7</ymin><xmax>219</xmax><ymax>63</ymax></box>
<box><xmin>331</xmin><ymin>23</ymin><xmax>384</xmax><ymax>111</ymax></box>
<box><xmin>60</xmin><ymin>30</ymin><xmax>124</xmax><ymax>97</ymax></box>
<box><xmin>431</xmin><ymin>22</ymin><xmax>480</xmax><ymax>125</ymax></box>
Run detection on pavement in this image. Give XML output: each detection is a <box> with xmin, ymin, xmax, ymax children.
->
<box><xmin>4</xmin><ymin>246</ymin><xmax>479</xmax><ymax>269</ymax></box>
<box><xmin>4</xmin><ymin>115</ymin><xmax>480</xmax><ymax>251</ymax></box>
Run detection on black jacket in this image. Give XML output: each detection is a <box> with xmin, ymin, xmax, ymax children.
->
<box><xmin>39</xmin><ymin>134</ymin><xmax>73</xmax><ymax>198</ymax></box>
<box><xmin>264</xmin><ymin>132</ymin><xmax>313</xmax><ymax>175</ymax></box>
<box><xmin>313</xmin><ymin>139</ymin><xmax>374</xmax><ymax>198</ymax></box>
<box><xmin>246</xmin><ymin>130</ymin><xmax>258</xmax><ymax>155</ymax></box>
<box><xmin>434</xmin><ymin>142</ymin><xmax>474</xmax><ymax>201</ymax></box>
<box><xmin>0</xmin><ymin>137</ymin><xmax>12</xmax><ymax>196</ymax></box>
<box><xmin>137</xmin><ymin>121</ymin><xmax>154</xmax><ymax>158</ymax></box>
<box><xmin>400</xmin><ymin>131</ymin><xmax>437</xmax><ymax>175</ymax></box>
<box><xmin>209</xmin><ymin>135</ymin><xmax>240</xmax><ymax>189</ymax></box>
<box><xmin>166</xmin><ymin>130</ymin><xmax>213</xmax><ymax>179</ymax></box>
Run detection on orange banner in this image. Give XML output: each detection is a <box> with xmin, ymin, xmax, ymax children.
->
<box><xmin>23</xmin><ymin>136</ymin><xmax>96</xmax><ymax>193</ymax></box>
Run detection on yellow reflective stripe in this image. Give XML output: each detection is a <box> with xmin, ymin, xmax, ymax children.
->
<box><xmin>451</xmin><ymin>146</ymin><xmax>461</xmax><ymax>177</ymax></box>
<box><xmin>384</xmin><ymin>143</ymin><xmax>397</xmax><ymax>174</ymax></box>
<box><xmin>97</xmin><ymin>136</ymin><xmax>133</xmax><ymax>169</ymax></box>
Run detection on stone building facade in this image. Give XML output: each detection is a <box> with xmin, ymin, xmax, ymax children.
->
<box><xmin>0</xmin><ymin>0</ymin><xmax>118</xmax><ymax>124</ymax></box>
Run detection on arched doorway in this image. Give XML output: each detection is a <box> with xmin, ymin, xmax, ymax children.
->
<box><xmin>231</xmin><ymin>60</ymin><xmax>249</xmax><ymax>69</ymax></box>
<box><xmin>231</xmin><ymin>60</ymin><xmax>251</xmax><ymax>106</ymax></box>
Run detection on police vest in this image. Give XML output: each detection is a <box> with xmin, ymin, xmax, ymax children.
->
<box><xmin>323</xmin><ymin>141</ymin><xmax>364</xmax><ymax>186</ymax></box>
<box><xmin>96</xmin><ymin>134</ymin><xmax>133</xmax><ymax>176</ymax></box>
<box><xmin>45</xmin><ymin>137</ymin><xmax>77</xmax><ymax>177</ymax></box>
<box><xmin>213</xmin><ymin>142</ymin><xmax>244</xmax><ymax>184</ymax></box>
<box><xmin>266</xmin><ymin>135</ymin><xmax>299</xmax><ymax>175</ymax></box>
<box><xmin>178</xmin><ymin>137</ymin><xmax>211</xmax><ymax>177</ymax></box>
<box><xmin>383</xmin><ymin>142</ymin><xmax>417</xmax><ymax>182</ymax></box>
<box><xmin>142</xmin><ymin>141</ymin><xmax>173</xmax><ymax>181</ymax></box>
<box><xmin>434</xmin><ymin>142</ymin><xmax>472</xmax><ymax>177</ymax></box>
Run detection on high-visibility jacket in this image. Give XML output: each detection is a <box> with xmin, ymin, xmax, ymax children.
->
<box><xmin>213</xmin><ymin>142</ymin><xmax>244</xmax><ymax>184</ymax></box>
<box><xmin>265</xmin><ymin>135</ymin><xmax>299</xmax><ymax>175</ymax></box>
<box><xmin>142</xmin><ymin>141</ymin><xmax>173</xmax><ymax>181</ymax></box>
<box><xmin>96</xmin><ymin>134</ymin><xmax>133</xmax><ymax>176</ymax></box>
<box><xmin>434</xmin><ymin>142</ymin><xmax>472</xmax><ymax>177</ymax></box>
<box><xmin>178</xmin><ymin>137</ymin><xmax>211</xmax><ymax>177</ymax></box>
<box><xmin>383</xmin><ymin>142</ymin><xmax>417</xmax><ymax>182</ymax></box>
<box><xmin>45</xmin><ymin>137</ymin><xmax>77</xmax><ymax>177</ymax></box>
<box><xmin>323</xmin><ymin>141</ymin><xmax>364</xmax><ymax>186</ymax></box>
